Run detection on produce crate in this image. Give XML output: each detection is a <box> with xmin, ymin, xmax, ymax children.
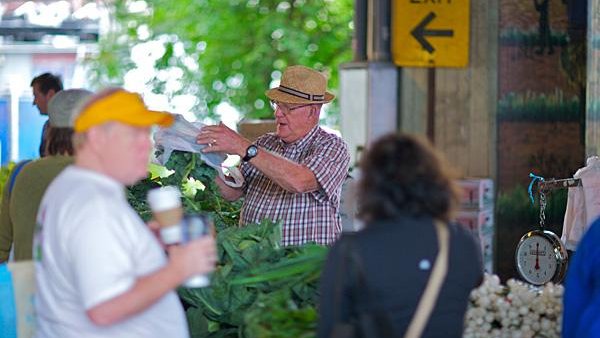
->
<box><xmin>455</xmin><ymin>207</ymin><xmax>494</xmax><ymax>273</ymax></box>
<box><xmin>457</xmin><ymin>178</ymin><xmax>494</xmax><ymax>210</ymax></box>
<box><xmin>455</xmin><ymin>208</ymin><xmax>494</xmax><ymax>237</ymax></box>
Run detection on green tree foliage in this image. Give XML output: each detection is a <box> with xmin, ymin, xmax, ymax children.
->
<box><xmin>0</xmin><ymin>163</ymin><xmax>15</xmax><ymax>203</ymax></box>
<box><xmin>88</xmin><ymin>0</ymin><xmax>353</xmax><ymax>123</ymax></box>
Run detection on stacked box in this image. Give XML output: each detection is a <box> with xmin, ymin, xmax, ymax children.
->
<box><xmin>455</xmin><ymin>208</ymin><xmax>494</xmax><ymax>238</ymax></box>
<box><xmin>458</xmin><ymin>178</ymin><xmax>494</xmax><ymax>210</ymax></box>
<box><xmin>455</xmin><ymin>178</ymin><xmax>495</xmax><ymax>274</ymax></box>
<box><xmin>479</xmin><ymin>228</ymin><xmax>494</xmax><ymax>274</ymax></box>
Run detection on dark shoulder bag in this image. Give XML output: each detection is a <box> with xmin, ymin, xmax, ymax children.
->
<box><xmin>329</xmin><ymin>235</ymin><xmax>394</xmax><ymax>338</ymax></box>
<box><xmin>330</xmin><ymin>221</ymin><xmax>449</xmax><ymax>338</ymax></box>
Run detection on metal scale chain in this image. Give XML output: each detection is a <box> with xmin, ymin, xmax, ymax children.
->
<box><xmin>539</xmin><ymin>190</ymin><xmax>546</xmax><ymax>229</ymax></box>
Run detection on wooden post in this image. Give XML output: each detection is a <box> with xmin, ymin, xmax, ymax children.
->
<box><xmin>433</xmin><ymin>0</ymin><xmax>498</xmax><ymax>178</ymax></box>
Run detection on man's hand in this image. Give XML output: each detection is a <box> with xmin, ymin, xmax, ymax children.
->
<box><xmin>198</xmin><ymin>122</ymin><xmax>319</xmax><ymax>194</ymax></box>
<box><xmin>167</xmin><ymin>236</ymin><xmax>217</xmax><ymax>280</ymax></box>
<box><xmin>197</xmin><ymin>122</ymin><xmax>251</xmax><ymax>157</ymax></box>
<box><xmin>146</xmin><ymin>220</ymin><xmax>166</xmax><ymax>249</ymax></box>
<box><xmin>86</xmin><ymin>236</ymin><xmax>217</xmax><ymax>326</ymax></box>
<box><xmin>215</xmin><ymin>175</ymin><xmax>244</xmax><ymax>201</ymax></box>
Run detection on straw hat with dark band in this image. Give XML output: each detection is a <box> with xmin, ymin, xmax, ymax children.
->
<box><xmin>265</xmin><ymin>65</ymin><xmax>335</xmax><ymax>104</ymax></box>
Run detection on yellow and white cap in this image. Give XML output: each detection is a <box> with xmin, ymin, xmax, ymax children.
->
<box><xmin>74</xmin><ymin>88</ymin><xmax>174</xmax><ymax>132</ymax></box>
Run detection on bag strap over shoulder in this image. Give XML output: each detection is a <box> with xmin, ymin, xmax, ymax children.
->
<box><xmin>8</xmin><ymin>160</ymin><xmax>31</xmax><ymax>197</ymax></box>
<box><xmin>404</xmin><ymin>220</ymin><xmax>450</xmax><ymax>338</ymax></box>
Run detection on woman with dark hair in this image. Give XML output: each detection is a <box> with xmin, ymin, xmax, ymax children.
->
<box><xmin>45</xmin><ymin>126</ymin><xmax>75</xmax><ymax>156</ymax></box>
<box><xmin>317</xmin><ymin>133</ymin><xmax>483</xmax><ymax>338</ymax></box>
<box><xmin>0</xmin><ymin>89</ymin><xmax>92</xmax><ymax>262</ymax></box>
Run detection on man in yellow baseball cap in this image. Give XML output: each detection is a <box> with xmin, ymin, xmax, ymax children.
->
<box><xmin>73</xmin><ymin>88</ymin><xmax>174</xmax><ymax>133</ymax></box>
<box><xmin>34</xmin><ymin>87</ymin><xmax>217</xmax><ymax>337</ymax></box>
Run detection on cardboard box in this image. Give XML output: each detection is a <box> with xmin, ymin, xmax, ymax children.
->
<box><xmin>458</xmin><ymin>178</ymin><xmax>494</xmax><ymax>210</ymax></box>
<box><xmin>480</xmin><ymin>230</ymin><xmax>494</xmax><ymax>274</ymax></box>
<box><xmin>483</xmin><ymin>256</ymin><xmax>494</xmax><ymax>274</ymax></box>
<box><xmin>455</xmin><ymin>208</ymin><xmax>494</xmax><ymax>238</ymax></box>
<box><xmin>455</xmin><ymin>208</ymin><xmax>494</xmax><ymax>273</ymax></box>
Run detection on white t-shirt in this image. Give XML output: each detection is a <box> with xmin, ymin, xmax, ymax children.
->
<box><xmin>33</xmin><ymin>166</ymin><xmax>188</xmax><ymax>338</ymax></box>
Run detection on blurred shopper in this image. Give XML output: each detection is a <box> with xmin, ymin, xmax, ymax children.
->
<box><xmin>34</xmin><ymin>88</ymin><xmax>217</xmax><ymax>337</ymax></box>
<box><xmin>317</xmin><ymin>133</ymin><xmax>483</xmax><ymax>338</ymax></box>
<box><xmin>197</xmin><ymin>65</ymin><xmax>350</xmax><ymax>246</ymax></box>
<box><xmin>563</xmin><ymin>218</ymin><xmax>600</xmax><ymax>337</ymax></box>
<box><xmin>31</xmin><ymin>72</ymin><xmax>63</xmax><ymax>157</ymax></box>
<box><xmin>0</xmin><ymin>89</ymin><xmax>92</xmax><ymax>262</ymax></box>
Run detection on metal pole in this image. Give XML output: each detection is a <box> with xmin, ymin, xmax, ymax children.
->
<box><xmin>353</xmin><ymin>0</ymin><xmax>368</xmax><ymax>61</ymax></box>
<box><xmin>427</xmin><ymin>68</ymin><xmax>436</xmax><ymax>143</ymax></box>
<box><xmin>367</xmin><ymin>0</ymin><xmax>391</xmax><ymax>61</ymax></box>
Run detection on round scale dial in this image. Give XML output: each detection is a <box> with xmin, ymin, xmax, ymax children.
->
<box><xmin>515</xmin><ymin>230</ymin><xmax>568</xmax><ymax>285</ymax></box>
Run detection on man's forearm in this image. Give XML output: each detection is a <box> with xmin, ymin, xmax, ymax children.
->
<box><xmin>86</xmin><ymin>263</ymin><xmax>183</xmax><ymax>326</ymax></box>
<box><xmin>196</xmin><ymin>123</ymin><xmax>319</xmax><ymax>194</ymax></box>
<box><xmin>216</xmin><ymin>176</ymin><xmax>244</xmax><ymax>201</ymax></box>
<box><xmin>249</xmin><ymin>148</ymin><xmax>318</xmax><ymax>193</ymax></box>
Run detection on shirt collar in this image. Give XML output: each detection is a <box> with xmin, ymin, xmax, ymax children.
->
<box><xmin>278</xmin><ymin>125</ymin><xmax>320</xmax><ymax>150</ymax></box>
<box><xmin>69</xmin><ymin>165</ymin><xmax>126</xmax><ymax>194</ymax></box>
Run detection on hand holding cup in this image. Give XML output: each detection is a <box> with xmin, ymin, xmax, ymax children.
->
<box><xmin>147</xmin><ymin>186</ymin><xmax>183</xmax><ymax>245</ymax></box>
<box><xmin>167</xmin><ymin>236</ymin><xmax>217</xmax><ymax>279</ymax></box>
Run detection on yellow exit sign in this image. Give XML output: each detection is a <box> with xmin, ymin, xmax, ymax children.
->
<box><xmin>392</xmin><ymin>0</ymin><xmax>470</xmax><ymax>67</ymax></box>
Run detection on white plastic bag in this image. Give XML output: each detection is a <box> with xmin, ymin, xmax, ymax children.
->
<box><xmin>0</xmin><ymin>261</ymin><xmax>36</xmax><ymax>338</ymax></box>
<box><xmin>154</xmin><ymin>115</ymin><xmax>244</xmax><ymax>188</ymax></box>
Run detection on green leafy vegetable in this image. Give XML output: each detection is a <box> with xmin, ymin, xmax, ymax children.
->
<box><xmin>127</xmin><ymin>150</ymin><xmax>327</xmax><ymax>337</ymax></box>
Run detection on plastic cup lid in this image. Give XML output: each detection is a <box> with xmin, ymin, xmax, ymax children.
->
<box><xmin>147</xmin><ymin>186</ymin><xmax>182</xmax><ymax>211</ymax></box>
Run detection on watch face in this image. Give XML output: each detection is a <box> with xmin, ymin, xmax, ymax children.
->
<box><xmin>248</xmin><ymin>146</ymin><xmax>258</xmax><ymax>157</ymax></box>
<box><xmin>243</xmin><ymin>145</ymin><xmax>258</xmax><ymax>161</ymax></box>
<box><xmin>515</xmin><ymin>230</ymin><xmax>567</xmax><ymax>285</ymax></box>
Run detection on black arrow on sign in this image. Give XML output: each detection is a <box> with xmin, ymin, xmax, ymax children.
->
<box><xmin>411</xmin><ymin>12</ymin><xmax>454</xmax><ymax>54</ymax></box>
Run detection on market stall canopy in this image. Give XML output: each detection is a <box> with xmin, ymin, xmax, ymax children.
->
<box><xmin>0</xmin><ymin>1</ymin><xmax>99</xmax><ymax>42</ymax></box>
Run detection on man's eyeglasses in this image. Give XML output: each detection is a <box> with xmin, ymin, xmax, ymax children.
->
<box><xmin>270</xmin><ymin>100</ymin><xmax>314</xmax><ymax>114</ymax></box>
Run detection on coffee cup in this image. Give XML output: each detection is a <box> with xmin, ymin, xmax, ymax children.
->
<box><xmin>147</xmin><ymin>186</ymin><xmax>183</xmax><ymax>245</ymax></box>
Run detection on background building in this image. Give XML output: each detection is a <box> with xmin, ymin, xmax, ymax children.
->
<box><xmin>0</xmin><ymin>0</ymin><xmax>100</xmax><ymax>164</ymax></box>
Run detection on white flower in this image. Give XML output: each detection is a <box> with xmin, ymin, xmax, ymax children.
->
<box><xmin>464</xmin><ymin>274</ymin><xmax>564</xmax><ymax>338</ymax></box>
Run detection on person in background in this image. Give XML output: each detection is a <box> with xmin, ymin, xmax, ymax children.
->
<box><xmin>197</xmin><ymin>65</ymin><xmax>350</xmax><ymax>246</ymax></box>
<box><xmin>317</xmin><ymin>133</ymin><xmax>483</xmax><ymax>338</ymax></box>
<box><xmin>0</xmin><ymin>89</ymin><xmax>92</xmax><ymax>263</ymax></box>
<box><xmin>563</xmin><ymin>217</ymin><xmax>600</xmax><ymax>337</ymax></box>
<box><xmin>30</xmin><ymin>72</ymin><xmax>63</xmax><ymax>157</ymax></box>
<box><xmin>34</xmin><ymin>88</ymin><xmax>217</xmax><ymax>338</ymax></box>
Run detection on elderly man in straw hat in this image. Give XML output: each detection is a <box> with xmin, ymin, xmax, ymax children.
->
<box><xmin>33</xmin><ymin>88</ymin><xmax>217</xmax><ymax>337</ymax></box>
<box><xmin>197</xmin><ymin>65</ymin><xmax>350</xmax><ymax>246</ymax></box>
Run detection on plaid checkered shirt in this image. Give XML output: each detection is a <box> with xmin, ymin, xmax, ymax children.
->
<box><xmin>240</xmin><ymin>126</ymin><xmax>350</xmax><ymax>246</ymax></box>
